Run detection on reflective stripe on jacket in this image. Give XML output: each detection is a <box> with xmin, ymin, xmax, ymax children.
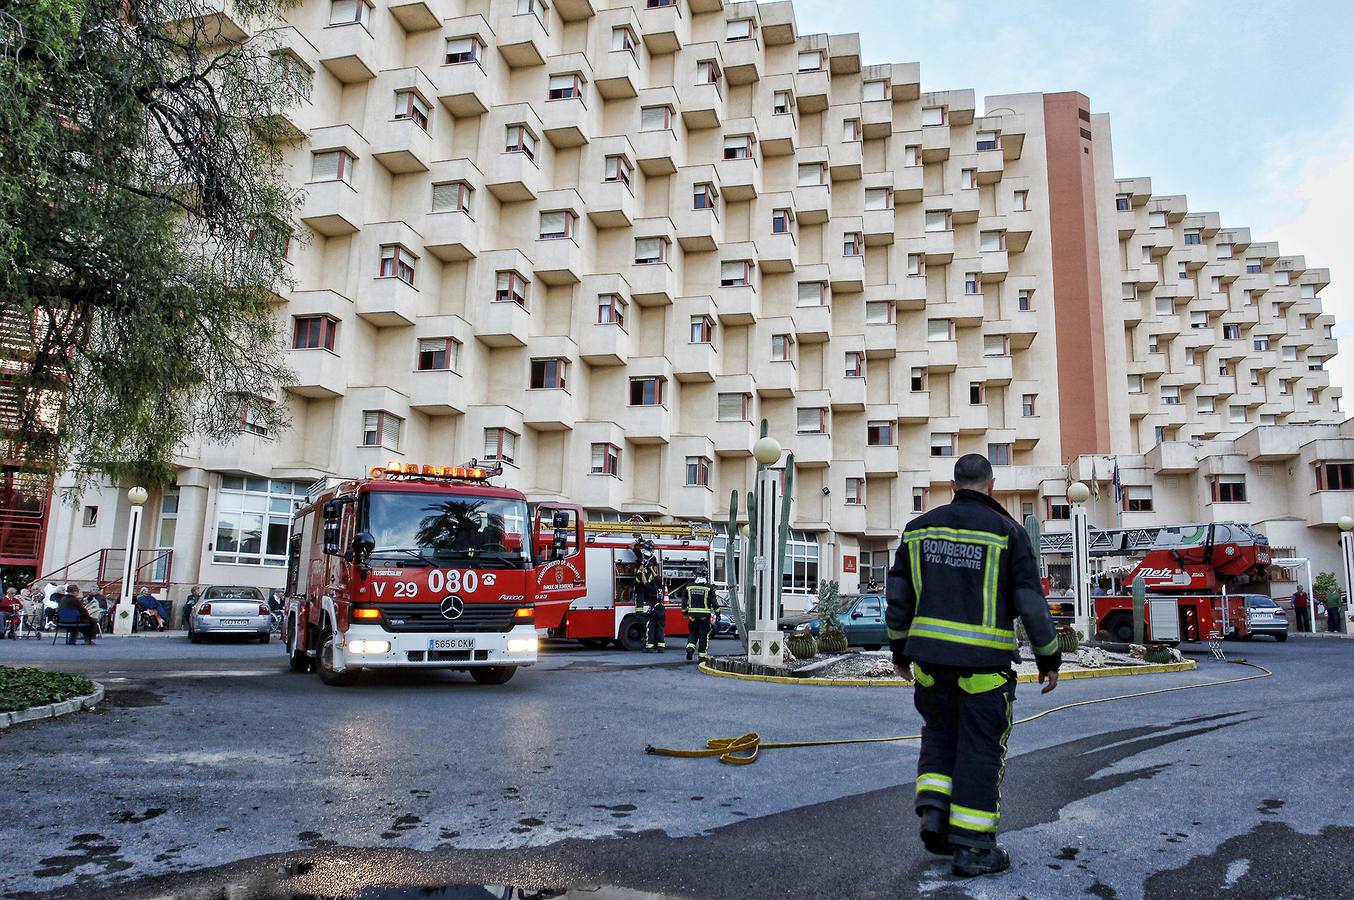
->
<box><xmin>681</xmin><ymin>585</ymin><xmax>715</xmax><ymax>616</ymax></box>
<box><xmin>886</xmin><ymin>489</ymin><xmax>1060</xmax><ymax>671</ymax></box>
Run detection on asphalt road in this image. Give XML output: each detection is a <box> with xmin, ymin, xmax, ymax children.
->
<box><xmin>0</xmin><ymin>632</ymin><xmax>1349</xmax><ymax>899</ymax></box>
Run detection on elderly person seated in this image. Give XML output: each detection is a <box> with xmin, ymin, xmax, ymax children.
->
<box><xmin>1</xmin><ymin>588</ymin><xmax>22</xmax><ymax>639</ymax></box>
<box><xmin>134</xmin><ymin>586</ymin><xmax>168</xmax><ymax>631</ymax></box>
<box><xmin>57</xmin><ymin>587</ymin><xmax>97</xmax><ymax>644</ymax></box>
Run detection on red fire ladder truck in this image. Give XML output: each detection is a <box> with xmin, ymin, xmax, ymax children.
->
<box><xmin>1040</xmin><ymin>522</ymin><xmax>1268</xmax><ymax>643</ymax></box>
<box><xmin>530</xmin><ymin>520</ymin><xmax>716</xmax><ymax>651</ymax></box>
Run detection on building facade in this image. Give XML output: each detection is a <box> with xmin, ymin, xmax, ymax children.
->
<box><xmin>36</xmin><ymin>0</ymin><xmax>1350</xmax><ymax>609</ymax></box>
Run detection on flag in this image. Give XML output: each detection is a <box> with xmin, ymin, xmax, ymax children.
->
<box><xmin>1090</xmin><ymin>457</ymin><xmax>1101</xmax><ymax>501</ymax></box>
<box><xmin>1112</xmin><ymin>459</ymin><xmax>1123</xmax><ymax>505</ymax></box>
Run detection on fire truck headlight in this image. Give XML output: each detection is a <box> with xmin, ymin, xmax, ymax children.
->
<box><xmin>349</xmin><ymin>640</ymin><xmax>391</xmax><ymax>654</ymax></box>
<box><xmin>507</xmin><ymin>638</ymin><xmax>538</xmax><ymax>654</ymax></box>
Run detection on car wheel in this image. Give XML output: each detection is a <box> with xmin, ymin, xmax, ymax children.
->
<box><xmin>258</xmin><ymin>632</ymin><xmax>271</xmax><ymax>644</ymax></box>
<box><xmin>1105</xmin><ymin>615</ymin><xmax>1134</xmax><ymax>644</ymax></box>
<box><xmin>470</xmin><ymin>666</ymin><xmax>517</xmax><ymax>685</ymax></box>
<box><xmin>617</xmin><ymin>615</ymin><xmax>647</xmax><ymax>652</ymax></box>
<box><xmin>1275</xmin><ymin>632</ymin><xmax>1288</xmax><ymax>642</ymax></box>
<box><xmin>189</xmin><ymin>627</ymin><xmax>201</xmax><ymax>644</ymax></box>
<box><xmin>287</xmin><ymin>618</ymin><xmax>310</xmax><ymax>672</ymax></box>
<box><xmin>316</xmin><ymin>629</ymin><xmax>357</xmax><ymax>686</ymax></box>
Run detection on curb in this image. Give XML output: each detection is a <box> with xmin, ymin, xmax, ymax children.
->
<box><xmin>697</xmin><ymin>659</ymin><xmax>1197</xmax><ymax>687</ymax></box>
<box><xmin>0</xmin><ymin>682</ymin><xmax>105</xmax><ymax>729</ymax></box>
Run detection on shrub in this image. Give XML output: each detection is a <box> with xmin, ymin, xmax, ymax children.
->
<box><xmin>786</xmin><ymin>633</ymin><xmax>818</xmax><ymax>660</ymax></box>
<box><xmin>817</xmin><ymin>632</ymin><xmax>849</xmax><ymax>654</ymax></box>
<box><xmin>0</xmin><ymin>667</ymin><xmax>95</xmax><ymax>713</ymax></box>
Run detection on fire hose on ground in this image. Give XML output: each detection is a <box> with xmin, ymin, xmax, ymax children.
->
<box><xmin>645</xmin><ymin>658</ymin><xmax>1273</xmax><ymax>766</ymax></box>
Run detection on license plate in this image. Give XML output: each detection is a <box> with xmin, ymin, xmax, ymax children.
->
<box><xmin>221</xmin><ymin>619</ymin><xmax>248</xmax><ymax>626</ymax></box>
<box><xmin>429</xmin><ymin>638</ymin><xmax>475</xmax><ymax>651</ymax></box>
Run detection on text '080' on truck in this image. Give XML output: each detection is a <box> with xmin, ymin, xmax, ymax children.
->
<box><xmin>282</xmin><ymin>461</ymin><xmax>586</xmax><ymax>686</ymax></box>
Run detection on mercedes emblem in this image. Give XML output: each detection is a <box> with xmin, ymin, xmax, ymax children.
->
<box><xmin>439</xmin><ymin>595</ymin><xmax>465</xmax><ymax>620</ymax></box>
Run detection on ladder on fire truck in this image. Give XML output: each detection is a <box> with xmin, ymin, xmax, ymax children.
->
<box><xmin>1037</xmin><ymin>522</ymin><xmax>1267</xmax><ymax>558</ymax></box>
<box><xmin>582</xmin><ymin>519</ymin><xmax>717</xmax><ymax>540</ymax></box>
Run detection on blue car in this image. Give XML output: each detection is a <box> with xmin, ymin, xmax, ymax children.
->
<box><xmin>778</xmin><ymin>594</ymin><xmax>888</xmax><ymax>650</ymax></box>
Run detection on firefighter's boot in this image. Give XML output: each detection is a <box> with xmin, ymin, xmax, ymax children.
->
<box><xmin>685</xmin><ymin>642</ymin><xmax>695</xmax><ymax>661</ymax></box>
<box><xmin>918</xmin><ymin>808</ymin><xmax>953</xmax><ymax>856</ymax></box>
<box><xmin>952</xmin><ymin>846</ymin><xmax>1010</xmax><ymax>878</ymax></box>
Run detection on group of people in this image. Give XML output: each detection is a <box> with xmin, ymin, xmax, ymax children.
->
<box><xmin>0</xmin><ymin>583</ymin><xmax>173</xmax><ymax>640</ymax></box>
<box><xmin>631</xmin><ymin>538</ymin><xmax>717</xmax><ymax>663</ymax></box>
<box><xmin>1290</xmin><ymin>586</ymin><xmax>1346</xmax><ymax>633</ymax></box>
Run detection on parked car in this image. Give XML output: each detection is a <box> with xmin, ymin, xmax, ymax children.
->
<box><xmin>778</xmin><ymin>593</ymin><xmax>888</xmax><ymax>650</ymax></box>
<box><xmin>188</xmin><ymin>586</ymin><xmax>272</xmax><ymax>644</ymax></box>
<box><xmin>1242</xmin><ymin>594</ymin><xmax>1289</xmax><ymax>641</ymax></box>
<box><xmin>712</xmin><ymin>602</ymin><xmax>740</xmax><ymax>639</ymax></box>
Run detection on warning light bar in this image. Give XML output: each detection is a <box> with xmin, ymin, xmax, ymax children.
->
<box><xmin>369</xmin><ymin>461</ymin><xmax>503</xmax><ymax>482</ymax></box>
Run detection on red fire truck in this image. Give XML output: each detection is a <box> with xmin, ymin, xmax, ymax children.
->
<box><xmin>532</xmin><ymin>520</ymin><xmax>716</xmax><ymax>651</ymax></box>
<box><xmin>282</xmin><ymin>461</ymin><xmax>586</xmax><ymax>686</ymax></box>
<box><xmin>1044</xmin><ymin>522</ymin><xmax>1266</xmax><ymax>643</ymax></box>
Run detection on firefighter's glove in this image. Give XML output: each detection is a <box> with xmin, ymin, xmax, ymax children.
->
<box><xmin>1035</xmin><ymin>649</ymin><xmax>1062</xmax><ymax>676</ymax></box>
<box><xmin>890</xmin><ymin>638</ymin><xmax>911</xmax><ymax>670</ymax></box>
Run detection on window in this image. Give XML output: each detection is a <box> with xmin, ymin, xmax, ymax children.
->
<box><xmin>928</xmin><ymin>433</ymin><xmax>954</xmax><ymax>457</ymax></box>
<box><xmin>1275</xmin><ymin>271</ymin><xmax>1291</xmax><ymax>285</ymax></box>
<box><xmin>868</xmin><ymin>421</ymin><xmax>896</xmax><ymax>446</ymax></box>
<box><xmin>1018</xmin><ymin>289</ymin><xmax>1033</xmax><ymax>311</ymax></box>
<box><xmin>505</xmin><ymin>124</ymin><xmax>538</xmax><ymax>161</ymax></box>
<box><xmin>927</xmin><ymin>319</ymin><xmax>953</xmax><ymax>342</ymax></box>
<box><xmin>393</xmin><ymin>90</ymin><xmax>430</xmax><ymax>130</ymax></box>
<box><xmin>845</xmin><ymin>478</ymin><xmax>865</xmax><ymax>505</ymax></box>
<box><xmin>693</xmin><ymin>182</ymin><xmax>719</xmax><ymax>211</ymax></box>
<box><xmin>1306</xmin><ymin>388</ymin><xmax>1320</xmax><ymax>404</ymax></box>
<box><xmin>213</xmin><ymin>477</ymin><xmax>308</xmax><ymax>567</ymax></box>
<box><xmin>1253</xmin><ymin>337</ymin><xmax>1271</xmax><ymax>352</ymax></box>
<box><xmin>1282</xmin><ymin>346</ymin><xmax>1297</xmax><ymax>362</ymax></box>
<box><xmin>924</xmin><ymin>210</ymin><xmax>951</xmax><ymax>232</ymax></box>
<box><xmin>772</xmin><ymin>91</ymin><xmax>793</xmax><ymax>115</ymax></box>
<box><xmin>82</xmin><ymin>505</ymin><xmax>99</xmax><ymax>527</ymax></box>
<box><xmin>865</xmin><ymin>188</ymin><xmax>891</xmax><ymax>211</ymax></box>
<box><xmin>1161</xmin><ymin>385</ymin><xmax>1180</xmax><ymax>406</ymax></box>
<box><xmin>980</xmin><ymin>231</ymin><xmax>1006</xmax><ymax>252</ymax></box>
<box><xmin>311</xmin><ymin>149</ymin><xmax>354</xmax><ymax>183</ymax></box>
<box><xmin>969</xmin><ymin>382</ymin><xmax>984</xmax><ymax>405</ymax></box>
<box><xmin>1210</xmin><ymin>276</ymin><xmax>1223</xmax><ymax>294</ymax></box>
<box><xmin>516</xmin><ymin>0</ymin><xmax>547</xmax><ymax>16</ymax></box>
<box><xmin>362</xmin><ymin>411</ymin><xmax>403</xmax><ymax>451</ymax></box>
<box><xmin>1190</xmin><ymin>310</ymin><xmax>1207</xmax><ymax>329</ymax></box>
<box><xmin>696</xmin><ymin>59</ymin><xmax>721</xmax><ymax>86</ymax></box>
<box><xmin>1223</xmin><ymin>324</ymin><xmax>1241</xmax><ymax>341</ymax></box>
<box><xmin>912</xmin><ymin>487</ymin><xmax>928</xmax><ymax>513</ymax></box>
<box><xmin>292</xmin><ymin>315</ymin><xmax>336</xmax><ymax>351</ymax></box>
<box><xmin>1271</xmin><ymin>303</ymin><xmax>1285</xmax><ymax>320</ymax></box>
<box><xmin>842</xmin><ymin>118</ymin><xmax>862</xmax><ymax>142</ymax></box>
<box><xmin>976</xmin><ymin>131</ymin><xmax>999</xmax><ymax>152</ymax></box>
<box><xmin>495</xmin><ymin>270</ymin><xmax>529</xmax><ymax>308</ymax></box>
<box><xmin>591</xmin><ymin>443</ymin><xmax>621</xmax><ymax>476</ymax></box>
<box><xmin>1014</xmin><ymin>189</ymin><xmax>1029</xmax><ymax>211</ymax></box>
<box><xmin>483</xmin><ymin>428</ymin><xmax>518</xmax><ymax>465</ymax></box>
<box><xmin>1153</xmin><ymin>297</ymin><xmax>1173</xmax><ymax>315</ymax></box>
<box><xmin>1317</xmin><ymin>462</ymin><xmax>1354</xmax><ymax>491</ymax></box>
<box><xmin>538</xmin><ymin>210</ymin><xmax>576</xmax><ymax>240</ymax></box>
<box><xmin>725</xmin><ymin>17</ymin><xmax>753</xmax><ymax>41</ymax></box>
<box><xmin>1021</xmin><ymin>394</ymin><xmax>1036</xmax><ymax>417</ymax></box>
<box><xmin>773</xmin><ymin>208</ymin><xmax>793</xmax><ymax>234</ymax></box>
<box><xmin>417</xmin><ymin>337</ymin><xmax>458</xmax><ymax>371</ymax></box>
<box><xmin>1124</xmin><ymin>485</ymin><xmax>1153</xmax><ymax>512</ymax></box>
<box><xmin>634</xmin><ymin>236</ymin><xmax>669</xmax><ymax>265</ymax></box>
<box><xmin>1243</xmin><ymin>290</ymin><xmax>1256</xmax><ymax>306</ymax></box>
<box><xmin>1147</xmin><ymin>334</ymin><xmax>1160</xmax><ymax>354</ymax></box>
<box><xmin>797</xmin><ymin>50</ymin><xmax>824</xmax><ymax>72</ymax></box>
<box><xmin>797</xmin><ymin>281</ymin><xmax>826</xmax><ymax>307</ymax></box>
<box><xmin>843</xmin><ymin>231</ymin><xmax>862</xmax><ymax>256</ymax></box>
<box><xmin>845</xmin><ymin>352</ymin><xmax>864</xmax><ymax>378</ymax></box>
<box><xmin>530</xmin><ymin>358</ymin><xmax>567</xmax><ymax>389</ymax></box>
<box><xmin>1127</xmin><ymin>374</ymin><xmax>1143</xmax><ymax>393</ymax></box>
<box><xmin>1216</xmin><ymin>243</ymin><xmax>1233</xmax><ymax>259</ymax></box>
<box><xmin>689</xmin><ymin>314</ymin><xmax>713</xmax><ymax>343</ymax></box>
<box><xmin>717</xmin><ymin>392</ymin><xmax>751</xmax><ymax>421</ymax></box>
<box><xmin>597</xmin><ymin>293</ymin><xmax>627</xmax><ymax>328</ymax></box>
<box><xmin>771</xmin><ymin>333</ymin><xmax>793</xmax><ymax>361</ymax></box>
<box><xmin>721</xmin><ymin>260</ymin><xmax>752</xmax><ymax>287</ymax></box>
<box><xmin>629</xmin><ymin>377</ymin><xmax>664</xmax><ymax>406</ymax></box>
<box><xmin>960</xmin><ymin>168</ymin><xmax>976</xmax><ymax>190</ymax></box>
<box><xmin>797</xmin><ymin>407</ymin><xmax>826</xmax><ymax>434</ymax></box>
<box><xmin>646</xmin><ymin>0</ymin><xmax>676</xmax><ymax>6</ymax></box>
<box><xmin>864</xmin><ymin>300</ymin><xmax>892</xmax><ymax>325</ymax></box>
<box><xmin>910</xmin><ymin>367</ymin><xmax>926</xmax><ymax>392</ymax></box>
<box><xmin>987</xmin><ymin>443</ymin><xmax>1011</xmax><ymax>466</ymax></box>
<box><xmin>547</xmin><ymin>72</ymin><xmax>584</xmax><ymax>101</ymax></box>
<box><xmin>1197</xmin><ymin>396</ymin><xmax>1216</xmax><ymax>414</ymax></box>
<box><xmin>1228</xmin><ymin>405</ymin><xmax>1247</xmax><ymax>424</ymax></box>
<box><xmin>1178</xmin><ymin>264</ymin><xmax>1190</xmax><ymax>282</ymax></box>
<box><xmin>1246</xmin><ymin>260</ymin><xmax>1263</xmax><ymax>274</ymax></box>
<box><xmin>1115</xmin><ymin>193</ymin><xmax>1131</xmax><ymax>211</ymax></box>
<box><xmin>907</xmin><ymin>253</ymin><xmax>924</xmax><ymax>277</ymax></box>
<box><xmin>328</xmin><ymin>0</ymin><xmax>371</xmax><ymax>26</ymax></box>
<box><xmin>1301</xmin><ymin>283</ymin><xmax>1318</xmax><ymax>299</ymax></box>
<box><xmin>964</xmin><ymin>272</ymin><xmax>980</xmax><ymax>295</ymax></box>
<box><xmin>611</xmin><ymin>25</ymin><xmax>637</xmax><ymax>54</ymax></box>
<box><xmin>1180</xmin><ymin>229</ymin><xmax>1201</xmax><ymax>245</ymax></box>
<box><xmin>431</xmin><ymin>180</ymin><xmax>472</xmax><ymax>214</ymax></box>
<box><xmin>723</xmin><ymin>134</ymin><xmax>754</xmax><ymax>160</ymax></box>
<box><xmin>1122</xmin><ymin>283</ymin><xmax>1137</xmax><ymax>301</ymax></box>
<box><xmin>640</xmin><ymin>105</ymin><xmax>673</xmax><ymax>131</ymax></box>
<box><xmin>904</xmin><ymin>144</ymin><xmax>921</xmax><ymax>167</ymax></box>
<box><xmin>863</xmin><ymin>79</ymin><xmax>889</xmax><ymax>102</ymax></box>
<box><xmin>686</xmin><ymin>456</ymin><xmax>711</xmax><ymax>487</ymax></box>
<box><xmin>1211</xmin><ymin>476</ymin><xmax>1247</xmax><ymax>503</ymax></box>
<box><xmin>797</xmin><ymin>162</ymin><xmax>826</xmax><ymax>186</ymax></box>
<box><xmin>604</xmin><ymin>154</ymin><xmax>633</xmax><ymax>187</ymax></box>
<box><xmin>445</xmin><ymin>35</ymin><xmax>485</xmax><ymax>65</ymax></box>
<box><xmin>1141</xmin><ymin>245</ymin><xmax>1154</xmax><ymax>265</ymax></box>
<box><xmin>921</xmin><ymin>106</ymin><xmax>946</xmax><ymax>126</ymax></box>
<box><xmin>1148</xmin><ymin>210</ymin><xmax>1167</xmax><ymax>228</ymax></box>
<box><xmin>983</xmin><ymin>334</ymin><xmax>1009</xmax><ymax>357</ymax></box>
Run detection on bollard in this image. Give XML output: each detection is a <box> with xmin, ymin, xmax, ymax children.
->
<box><xmin>1132</xmin><ymin>574</ymin><xmax>1146</xmax><ymax>645</ymax></box>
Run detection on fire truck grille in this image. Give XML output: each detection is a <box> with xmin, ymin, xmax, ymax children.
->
<box><xmin>374</xmin><ymin>602</ymin><xmax>521</xmax><ymax>633</ymax></box>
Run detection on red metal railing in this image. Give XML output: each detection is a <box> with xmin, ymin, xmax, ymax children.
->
<box><xmin>27</xmin><ymin>547</ymin><xmax>173</xmax><ymax>596</ymax></box>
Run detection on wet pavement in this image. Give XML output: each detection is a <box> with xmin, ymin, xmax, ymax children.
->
<box><xmin>0</xmin><ymin>634</ymin><xmax>1350</xmax><ymax>898</ymax></box>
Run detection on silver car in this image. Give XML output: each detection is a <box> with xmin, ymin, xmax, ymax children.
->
<box><xmin>1243</xmin><ymin>594</ymin><xmax>1289</xmax><ymax>642</ymax></box>
<box><xmin>188</xmin><ymin>586</ymin><xmax>272</xmax><ymax>643</ymax></box>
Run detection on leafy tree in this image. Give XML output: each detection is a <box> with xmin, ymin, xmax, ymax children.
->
<box><xmin>1314</xmin><ymin>571</ymin><xmax>1340</xmax><ymax>599</ymax></box>
<box><xmin>1</xmin><ymin>0</ymin><xmax>299</xmax><ymax>489</ymax></box>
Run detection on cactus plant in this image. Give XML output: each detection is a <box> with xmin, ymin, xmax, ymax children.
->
<box><xmin>786</xmin><ymin>632</ymin><xmax>818</xmax><ymax>660</ymax></box>
<box><xmin>1056</xmin><ymin>626</ymin><xmax>1080</xmax><ymax>654</ymax></box>
<box><xmin>817</xmin><ymin>632</ymin><xmax>848</xmax><ymax>653</ymax></box>
<box><xmin>1143</xmin><ymin>644</ymin><xmax>1175</xmax><ymax>664</ymax></box>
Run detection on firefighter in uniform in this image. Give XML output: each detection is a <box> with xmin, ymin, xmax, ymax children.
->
<box><xmin>679</xmin><ymin>571</ymin><xmax>716</xmax><ymax>662</ymax></box>
<box><xmin>634</xmin><ymin>539</ymin><xmax>665</xmax><ymax>652</ymax></box>
<box><xmin>886</xmin><ymin>453</ymin><xmax>1061</xmax><ymax>878</ymax></box>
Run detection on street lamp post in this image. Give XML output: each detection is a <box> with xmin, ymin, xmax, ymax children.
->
<box><xmin>749</xmin><ymin>436</ymin><xmax>785</xmax><ymax>666</ymax></box>
<box><xmin>112</xmin><ymin>486</ymin><xmax>149</xmax><ymax>635</ymax></box>
<box><xmin>1067</xmin><ymin>481</ymin><xmax>1094</xmax><ymax>640</ymax></box>
<box><xmin>1339</xmin><ymin>516</ymin><xmax>1354</xmax><ymax>635</ymax></box>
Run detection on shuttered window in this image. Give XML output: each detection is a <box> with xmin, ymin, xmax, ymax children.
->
<box><xmin>484</xmin><ymin>428</ymin><xmax>518</xmax><ymax>464</ymax></box>
<box><xmin>431</xmin><ymin>181</ymin><xmax>471</xmax><ymax>214</ymax></box>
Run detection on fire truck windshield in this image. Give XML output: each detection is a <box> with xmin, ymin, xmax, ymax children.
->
<box><xmin>361</xmin><ymin>491</ymin><xmax>531</xmax><ymax>568</ymax></box>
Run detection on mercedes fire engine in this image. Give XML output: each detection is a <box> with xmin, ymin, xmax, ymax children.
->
<box><xmin>531</xmin><ymin>520</ymin><xmax>716</xmax><ymax>651</ymax></box>
<box><xmin>1043</xmin><ymin>522</ymin><xmax>1268</xmax><ymax>643</ymax></box>
<box><xmin>282</xmin><ymin>461</ymin><xmax>586</xmax><ymax>686</ymax></box>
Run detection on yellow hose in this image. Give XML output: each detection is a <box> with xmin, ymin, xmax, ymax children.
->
<box><xmin>645</xmin><ymin>659</ymin><xmax>1272</xmax><ymax>765</ymax></box>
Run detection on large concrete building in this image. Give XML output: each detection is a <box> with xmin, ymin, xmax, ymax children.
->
<box><xmin>35</xmin><ymin>0</ymin><xmax>1351</xmax><ymax>609</ymax></box>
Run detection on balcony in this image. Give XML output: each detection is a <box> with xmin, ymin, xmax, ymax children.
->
<box><xmin>371</xmin><ymin>117</ymin><xmax>433</xmax><ymax>174</ymax></box>
<box><xmin>319</xmin><ymin>23</ymin><xmax>376</xmax><ymax>83</ymax></box>
<box><xmin>423</xmin><ymin>207</ymin><xmax>478</xmax><ymax>262</ymax></box>
<box><xmin>863</xmin><ymin>208</ymin><xmax>895</xmax><ymax>245</ymax></box>
<box><xmin>680</xmin><ymin>79</ymin><xmax>724</xmax><ymax>130</ymax></box>
<box><xmin>170</xmin><ymin>0</ymin><xmax>251</xmax><ymax>45</ymax></box>
<box><xmin>760</xmin><ymin>108</ymin><xmax>797</xmax><ymax>157</ymax></box>
<box><xmin>757</xmin><ymin>359</ymin><xmax>798</xmax><ymax>398</ymax></box>
<box><xmin>792</xmin><ymin>304</ymin><xmax>831</xmax><ymax>343</ymax></box>
<box><xmin>671</xmin><ymin>339</ymin><xmax>718</xmax><ymax>383</ymax></box>
<box><xmin>583</xmin><ymin>178</ymin><xmax>638</xmax><ymax>228</ymax></box>
<box><xmin>831</xmin><ymin>255</ymin><xmax>864</xmax><ymax>294</ymax></box>
<box><xmin>981</xmin><ymin>249</ymin><xmax>1009</xmax><ymax>283</ymax></box>
<box><xmin>627</xmin><ymin>404</ymin><xmax>672</xmax><ymax>445</ymax></box>
<box><xmin>864</xmin><ymin>322</ymin><xmax>897</xmax><ymax>358</ymax></box>
<box><xmin>485</xmin><ymin>148</ymin><xmax>543</xmax><ymax>202</ymax></box>
<box><xmin>300</xmin><ymin>180</ymin><xmax>361</xmax><ymax>236</ymax></box>
<box><xmin>496</xmin><ymin>10</ymin><xmax>548</xmax><ymax>67</ymax></box>
<box><xmin>670</xmin><ymin>483</ymin><xmax>717</xmax><ymax>522</ymax></box>
<box><xmin>897</xmin><ymin>276</ymin><xmax>926</xmax><ymax>310</ymax></box>
<box><xmin>534</xmin><ymin>235</ymin><xmax>585</xmax><ymax>285</ymax></box>
<box><xmin>722</xmin><ymin>36</ymin><xmax>761</xmax><ymax>85</ymax></box>
<box><xmin>522</xmin><ymin>388</ymin><xmax>578</xmax><ymax>431</ymax></box>
<box><xmin>1145</xmin><ymin>441</ymin><xmax>1198</xmax><ymax>474</ymax></box>
<box><xmin>716</xmin><ymin>285</ymin><xmax>759</xmax><ymax>325</ymax></box>
<box><xmin>792</xmin><ymin>432</ymin><xmax>832</xmax><ymax>468</ymax></box>
<box><xmin>757</xmin><ymin>229</ymin><xmax>798</xmax><ymax>273</ymax></box>
<box><xmin>926</xmin><ymin>340</ymin><xmax>958</xmax><ymax>372</ymax></box>
<box><xmin>285</xmin><ymin>349</ymin><xmax>346</xmax><ymax>398</ymax></box>
<box><xmin>720</xmin><ymin>156</ymin><xmax>761</xmax><ymax>201</ymax></box>
<box><xmin>637</xmin><ymin>2</ymin><xmax>687</xmax><ymax>53</ymax></box>
<box><xmin>795</xmin><ymin>68</ymin><xmax>829</xmax><ymax>113</ymax></box>
<box><xmin>359</xmin><ymin>273</ymin><xmax>420</xmax><ymax>327</ymax></box>
<box><xmin>711</xmin><ymin>419</ymin><xmax>757</xmax><ymax>457</ymax></box>
<box><xmin>387</xmin><ymin>0</ymin><xmax>441</xmax><ymax>32</ymax></box>
<box><xmin>898</xmin><ymin>389</ymin><xmax>928</xmax><ymax>423</ymax></box>
<box><xmin>409</xmin><ymin>369</ymin><xmax>467</xmax><ymax>416</ymax></box>
<box><xmin>540</xmin><ymin>85</ymin><xmax>595</xmax><ymax>148</ymax></box>
<box><xmin>895</xmin><ymin>164</ymin><xmax>923</xmax><ymax>204</ymax></box>
<box><xmin>795</xmin><ymin>183</ymin><xmax>830</xmax><ymax>225</ymax></box>
<box><xmin>864</xmin><ymin>444</ymin><xmax>900</xmax><ymax>476</ymax></box>
<box><xmin>578</xmin><ymin>301</ymin><xmax>632</xmax><ymax>365</ymax></box>
<box><xmin>921</xmin><ymin>125</ymin><xmax>950</xmax><ymax>163</ymax></box>
<box><xmin>829</xmin><ymin>138</ymin><xmax>862</xmax><ymax>183</ymax></box>
<box><xmin>924</xmin><ymin>229</ymin><xmax>954</xmax><ymax>264</ymax></box>
<box><xmin>436</xmin><ymin>59</ymin><xmax>490</xmax><ymax>117</ymax></box>
<box><xmin>595</xmin><ymin>47</ymin><xmax>641</xmax><ymax>100</ymax></box>
<box><xmin>1307</xmin><ymin>490</ymin><xmax>1354</xmax><ymax>528</ymax></box>
<box><xmin>476</xmin><ymin>298</ymin><xmax>531</xmax><ymax>348</ymax></box>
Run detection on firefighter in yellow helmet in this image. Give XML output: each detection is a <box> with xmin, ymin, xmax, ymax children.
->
<box><xmin>679</xmin><ymin>569</ymin><xmax>716</xmax><ymax>663</ymax></box>
<box><xmin>634</xmin><ymin>539</ymin><xmax>665</xmax><ymax>652</ymax></box>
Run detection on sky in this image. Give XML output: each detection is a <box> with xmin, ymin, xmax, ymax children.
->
<box><xmin>789</xmin><ymin>0</ymin><xmax>1354</xmax><ymax>401</ymax></box>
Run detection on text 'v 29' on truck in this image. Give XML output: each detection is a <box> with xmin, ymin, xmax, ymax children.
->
<box><xmin>282</xmin><ymin>461</ymin><xmax>585</xmax><ymax>686</ymax></box>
